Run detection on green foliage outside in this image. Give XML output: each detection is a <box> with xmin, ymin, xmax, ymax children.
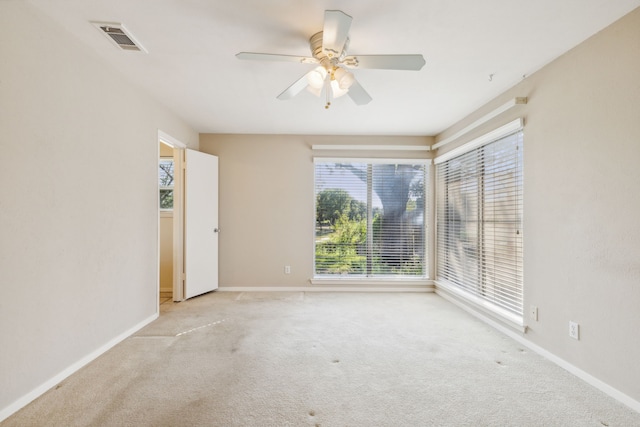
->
<box><xmin>316</xmin><ymin>189</ymin><xmax>366</xmax><ymax>227</ymax></box>
<box><xmin>315</xmin><ymin>189</ymin><xmax>368</xmax><ymax>274</ymax></box>
<box><xmin>159</xmin><ymin>189</ymin><xmax>174</xmax><ymax>209</ymax></box>
<box><xmin>315</xmin><ymin>188</ymin><xmax>424</xmax><ymax>276</ymax></box>
<box><xmin>315</xmin><ymin>213</ymin><xmax>367</xmax><ymax>274</ymax></box>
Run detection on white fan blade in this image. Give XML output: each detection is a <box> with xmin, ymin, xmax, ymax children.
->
<box><xmin>277</xmin><ymin>70</ymin><xmax>315</xmax><ymax>100</ymax></box>
<box><xmin>347</xmin><ymin>80</ymin><xmax>372</xmax><ymax>105</ymax></box>
<box><xmin>342</xmin><ymin>54</ymin><xmax>426</xmax><ymax>70</ymax></box>
<box><xmin>236</xmin><ymin>52</ymin><xmax>318</xmax><ymax>64</ymax></box>
<box><xmin>322</xmin><ymin>10</ymin><xmax>352</xmax><ymax>58</ymax></box>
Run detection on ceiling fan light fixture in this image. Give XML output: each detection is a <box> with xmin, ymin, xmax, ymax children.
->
<box><xmin>330</xmin><ymin>80</ymin><xmax>349</xmax><ymax>98</ymax></box>
<box><xmin>333</xmin><ymin>67</ymin><xmax>355</xmax><ymax>90</ymax></box>
<box><xmin>237</xmin><ymin>9</ymin><xmax>421</xmax><ymax>108</ymax></box>
<box><xmin>307</xmin><ymin>66</ymin><xmax>328</xmax><ymax>89</ymax></box>
<box><xmin>306</xmin><ymin>85</ymin><xmax>323</xmax><ymax>97</ymax></box>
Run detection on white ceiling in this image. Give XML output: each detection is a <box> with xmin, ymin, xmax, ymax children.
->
<box><xmin>28</xmin><ymin>0</ymin><xmax>640</xmax><ymax>136</ymax></box>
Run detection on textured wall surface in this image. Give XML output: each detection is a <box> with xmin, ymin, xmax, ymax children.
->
<box><xmin>0</xmin><ymin>1</ymin><xmax>197</xmax><ymax>417</ymax></box>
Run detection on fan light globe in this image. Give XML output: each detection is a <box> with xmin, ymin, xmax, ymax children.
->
<box><xmin>306</xmin><ymin>85</ymin><xmax>322</xmax><ymax>97</ymax></box>
<box><xmin>333</xmin><ymin>67</ymin><xmax>355</xmax><ymax>90</ymax></box>
<box><xmin>330</xmin><ymin>80</ymin><xmax>349</xmax><ymax>98</ymax></box>
<box><xmin>308</xmin><ymin>66</ymin><xmax>328</xmax><ymax>89</ymax></box>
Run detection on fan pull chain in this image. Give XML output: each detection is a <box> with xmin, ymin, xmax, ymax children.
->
<box><xmin>325</xmin><ymin>74</ymin><xmax>331</xmax><ymax>109</ymax></box>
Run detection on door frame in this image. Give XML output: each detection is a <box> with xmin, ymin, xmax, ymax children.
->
<box><xmin>158</xmin><ymin>131</ymin><xmax>187</xmax><ymax>306</ymax></box>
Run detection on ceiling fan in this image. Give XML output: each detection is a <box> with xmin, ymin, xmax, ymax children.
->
<box><xmin>236</xmin><ymin>10</ymin><xmax>426</xmax><ymax>109</ymax></box>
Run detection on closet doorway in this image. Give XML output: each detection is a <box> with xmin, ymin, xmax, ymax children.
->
<box><xmin>159</xmin><ymin>140</ymin><xmax>175</xmax><ymax>304</ymax></box>
<box><xmin>158</xmin><ymin>131</ymin><xmax>219</xmax><ymax>310</ymax></box>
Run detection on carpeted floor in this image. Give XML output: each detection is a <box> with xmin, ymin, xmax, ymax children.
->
<box><xmin>4</xmin><ymin>292</ymin><xmax>640</xmax><ymax>426</ymax></box>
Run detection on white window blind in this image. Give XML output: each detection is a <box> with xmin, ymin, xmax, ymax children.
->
<box><xmin>314</xmin><ymin>159</ymin><xmax>428</xmax><ymax>278</ymax></box>
<box><xmin>436</xmin><ymin>131</ymin><xmax>523</xmax><ymax>317</ymax></box>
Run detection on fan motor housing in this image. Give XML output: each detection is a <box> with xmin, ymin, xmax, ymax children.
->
<box><xmin>310</xmin><ymin>31</ymin><xmax>349</xmax><ymax>63</ymax></box>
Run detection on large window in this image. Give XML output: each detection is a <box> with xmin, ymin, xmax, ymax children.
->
<box><xmin>314</xmin><ymin>159</ymin><xmax>428</xmax><ymax>279</ymax></box>
<box><xmin>435</xmin><ymin>128</ymin><xmax>523</xmax><ymax>319</ymax></box>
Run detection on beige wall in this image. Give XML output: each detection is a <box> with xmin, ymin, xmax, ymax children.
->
<box><xmin>160</xmin><ymin>142</ymin><xmax>174</xmax><ymax>157</ymax></box>
<box><xmin>159</xmin><ymin>214</ymin><xmax>174</xmax><ymax>293</ymax></box>
<box><xmin>198</xmin><ymin>135</ymin><xmax>433</xmax><ymax>288</ymax></box>
<box><xmin>0</xmin><ymin>2</ymin><xmax>198</xmax><ymax>416</ymax></box>
<box><xmin>435</xmin><ymin>7</ymin><xmax>640</xmax><ymax>404</ymax></box>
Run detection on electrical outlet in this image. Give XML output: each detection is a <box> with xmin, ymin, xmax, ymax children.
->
<box><xmin>284</xmin><ymin>265</ymin><xmax>291</xmax><ymax>274</ymax></box>
<box><xmin>530</xmin><ymin>305</ymin><xmax>538</xmax><ymax>321</ymax></box>
<box><xmin>569</xmin><ymin>321</ymin><xmax>580</xmax><ymax>340</ymax></box>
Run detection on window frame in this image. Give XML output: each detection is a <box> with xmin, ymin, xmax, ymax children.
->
<box><xmin>313</xmin><ymin>157</ymin><xmax>430</xmax><ymax>283</ymax></box>
<box><xmin>159</xmin><ymin>157</ymin><xmax>175</xmax><ymax>211</ymax></box>
<box><xmin>434</xmin><ymin>119</ymin><xmax>524</xmax><ymax>326</ymax></box>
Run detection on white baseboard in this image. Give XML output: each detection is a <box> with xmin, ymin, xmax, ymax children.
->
<box><xmin>0</xmin><ymin>313</ymin><xmax>158</xmax><ymax>423</ymax></box>
<box><xmin>436</xmin><ymin>288</ymin><xmax>640</xmax><ymax>414</ymax></box>
<box><xmin>217</xmin><ymin>285</ymin><xmax>435</xmax><ymax>293</ymax></box>
<box><xmin>520</xmin><ymin>336</ymin><xmax>640</xmax><ymax>413</ymax></box>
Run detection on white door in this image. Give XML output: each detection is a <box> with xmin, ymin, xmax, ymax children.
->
<box><xmin>184</xmin><ymin>149</ymin><xmax>219</xmax><ymax>299</ymax></box>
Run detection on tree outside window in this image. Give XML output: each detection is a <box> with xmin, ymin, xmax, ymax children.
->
<box><xmin>159</xmin><ymin>158</ymin><xmax>174</xmax><ymax>210</ymax></box>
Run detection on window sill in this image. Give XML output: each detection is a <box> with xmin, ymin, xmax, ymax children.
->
<box><xmin>311</xmin><ymin>277</ymin><xmax>433</xmax><ymax>287</ymax></box>
<box><xmin>434</xmin><ymin>279</ymin><xmax>526</xmax><ymax>333</ymax></box>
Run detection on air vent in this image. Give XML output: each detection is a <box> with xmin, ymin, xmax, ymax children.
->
<box><xmin>92</xmin><ymin>22</ymin><xmax>147</xmax><ymax>53</ymax></box>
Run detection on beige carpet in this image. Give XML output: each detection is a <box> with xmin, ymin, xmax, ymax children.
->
<box><xmin>4</xmin><ymin>292</ymin><xmax>640</xmax><ymax>426</ymax></box>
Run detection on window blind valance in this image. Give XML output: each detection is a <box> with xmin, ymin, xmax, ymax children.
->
<box><xmin>435</xmin><ymin>118</ymin><xmax>523</xmax><ymax>165</ymax></box>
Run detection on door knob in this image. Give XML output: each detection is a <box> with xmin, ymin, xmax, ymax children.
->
<box><xmin>214</xmin><ymin>228</ymin><xmax>220</xmax><ymax>233</ymax></box>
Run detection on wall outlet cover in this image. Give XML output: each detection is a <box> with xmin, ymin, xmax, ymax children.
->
<box><xmin>569</xmin><ymin>321</ymin><xmax>580</xmax><ymax>340</ymax></box>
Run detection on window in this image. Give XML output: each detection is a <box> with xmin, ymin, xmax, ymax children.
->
<box><xmin>314</xmin><ymin>159</ymin><xmax>428</xmax><ymax>279</ymax></box>
<box><xmin>159</xmin><ymin>158</ymin><xmax>174</xmax><ymax>210</ymax></box>
<box><xmin>436</xmin><ymin>128</ymin><xmax>523</xmax><ymax>319</ymax></box>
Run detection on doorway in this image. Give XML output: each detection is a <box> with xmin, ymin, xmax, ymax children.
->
<box><xmin>158</xmin><ymin>131</ymin><xmax>187</xmax><ymax>308</ymax></box>
<box><xmin>157</xmin><ymin>131</ymin><xmax>219</xmax><ymax>309</ymax></box>
<box><xmin>159</xmin><ymin>141</ymin><xmax>175</xmax><ymax>304</ymax></box>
